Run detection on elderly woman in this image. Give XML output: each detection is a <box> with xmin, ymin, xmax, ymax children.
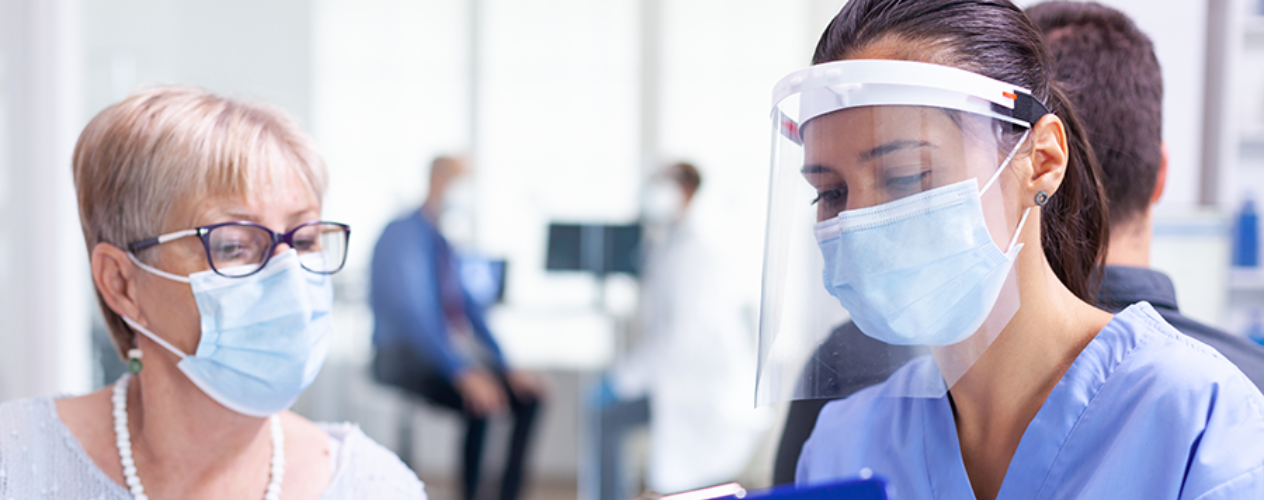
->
<box><xmin>0</xmin><ymin>87</ymin><xmax>424</xmax><ymax>499</ymax></box>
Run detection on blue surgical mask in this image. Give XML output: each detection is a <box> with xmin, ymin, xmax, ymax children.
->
<box><xmin>814</xmin><ymin>136</ymin><xmax>1032</xmax><ymax>346</ymax></box>
<box><xmin>122</xmin><ymin>249</ymin><xmax>333</xmax><ymax>417</ymax></box>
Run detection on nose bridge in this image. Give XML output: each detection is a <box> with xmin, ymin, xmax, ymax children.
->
<box><xmin>846</xmin><ymin>192</ymin><xmax>883</xmax><ymax>211</ymax></box>
<box><xmin>845</xmin><ymin>170</ymin><xmax>885</xmax><ymax>211</ymax></box>
<box><xmin>271</xmin><ymin>227</ymin><xmax>294</xmax><ymax>256</ymax></box>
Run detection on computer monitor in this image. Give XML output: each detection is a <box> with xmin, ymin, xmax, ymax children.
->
<box><xmin>458</xmin><ymin>254</ymin><xmax>508</xmax><ymax>308</ymax></box>
<box><xmin>545</xmin><ymin>222</ymin><xmax>642</xmax><ymax>276</ymax></box>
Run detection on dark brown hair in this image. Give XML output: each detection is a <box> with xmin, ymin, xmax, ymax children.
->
<box><xmin>669</xmin><ymin>162</ymin><xmax>702</xmax><ymax>197</ymax></box>
<box><xmin>813</xmin><ymin>0</ymin><xmax>1110</xmax><ymax>303</ymax></box>
<box><xmin>1028</xmin><ymin>1</ymin><xmax>1162</xmax><ymax>229</ymax></box>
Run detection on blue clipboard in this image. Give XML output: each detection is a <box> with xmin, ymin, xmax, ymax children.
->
<box><xmin>663</xmin><ymin>477</ymin><xmax>888</xmax><ymax>500</ymax></box>
<box><xmin>739</xmin><ymin>478</ymin><xmax>888</xmax><ymax>500</ymax></box>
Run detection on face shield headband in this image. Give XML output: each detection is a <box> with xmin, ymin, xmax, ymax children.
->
<box><xmin>772</xmin><ymin>59</ymin><xmax>1050</xmax><ymax>146</ymax></box>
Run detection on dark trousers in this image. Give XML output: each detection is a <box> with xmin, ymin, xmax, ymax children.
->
<box><xmin>374</xmin><ymin>345</ymin><xmax>541</xmax><ymax>500</ymax></box>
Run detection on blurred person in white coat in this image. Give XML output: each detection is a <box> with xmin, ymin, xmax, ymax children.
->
<box><xmin>596</xmin><ymin>162</ymin><xmax>769</xmax><ymax>499</ymax></box>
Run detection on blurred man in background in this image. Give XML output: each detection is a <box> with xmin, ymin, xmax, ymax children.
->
<box><xmin>596</xmin><ymin>162</ymin><xmax>768</xmax><ymax>500</ymax></box>
<box><xmin>371</xmin><ymin>155</ymin><xmax>546</xmax><ymax>500</ymax></box>
<box><xmin>1029</xmin><ymin>1</ymin><xmax>1264</xmax><ymax>387</ymax></box>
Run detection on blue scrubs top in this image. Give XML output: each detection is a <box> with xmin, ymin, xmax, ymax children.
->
<box><xmin>797</xmin><ymin>302</ymin><xmax>1264</xmax><ymax>499</ymax></box>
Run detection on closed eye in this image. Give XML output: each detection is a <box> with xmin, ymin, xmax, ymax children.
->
<box><xmin>885</xmin><ymin>171</ymin><xmax>931</xmax><ymax>189</ymax></box>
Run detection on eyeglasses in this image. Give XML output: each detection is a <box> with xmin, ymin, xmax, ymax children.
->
<box><xmin>128</xmin><ymin>221</ymin><xmax>352</xmax><ymax>278</ymax></box>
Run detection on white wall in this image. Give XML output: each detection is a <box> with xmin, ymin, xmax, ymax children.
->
<box><xmin>477</xmin><ymin>0</ymin><xmax>642</xmax><ymax>309</ymax></box>
<box><xmin>312</xmin><ymin>0</ymin><xmax>471</xmax><ymax>278</ymax></box>
<box><xmin>0</xmin><ymin>0</ymin><xmax>91</xmax><ymax>401</ymax></box>
<box><xmin>81</xmin><ymin>0</ymin><xmax>313</xmax><ymax>128</ymax></box>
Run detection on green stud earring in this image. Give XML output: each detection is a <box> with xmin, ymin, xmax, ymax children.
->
<box><xmin>127</xmin><ymin>348</ymin><xmax>143</xmax><ymax>374</ymax></box>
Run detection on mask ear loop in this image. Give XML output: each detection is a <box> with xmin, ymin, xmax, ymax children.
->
<box><xmin>120</xmin><ymin>251</ymin><xmax>310</xmax><ymax>361</ymax></box>
<box><xmin>121</xmin><ymin>316</ymin><xmax>191</xmax><ymax>359</ymax></box>
<box><xmin>977</xmin><ymin>130</ymin><xmax>1034</xmax><ymax>254</ymax></box>
<box><xmin>1006</xmin><ymin>208</ymin><xmax>1032</xmax><ymax>254</ymax></box>
<box><xmin>120</xmin><ymin>253</ymin><xmax>194</xmax><ymax>359</ymax></box>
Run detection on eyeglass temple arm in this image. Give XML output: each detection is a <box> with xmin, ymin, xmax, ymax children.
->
<box><xmin>127</xmin><ymin>229</ymin><xmax>201</xmax><ymax>252</ymax></box>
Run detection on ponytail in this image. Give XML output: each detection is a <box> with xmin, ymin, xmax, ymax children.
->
<box><xmin>1038</xmin><ymin>83</ymin><xmax>1110</xmax><ymax>303</ymax></box>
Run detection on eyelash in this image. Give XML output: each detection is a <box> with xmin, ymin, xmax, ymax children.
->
<box><xmin>812</xmin><ymin>188</ymin><xmax>846</xmax><ymax>206</ymax></box>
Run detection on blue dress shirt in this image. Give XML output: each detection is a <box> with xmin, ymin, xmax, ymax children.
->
<box><xmin>798</xmin><ymin>302</ymin><xmax>1264</xmax><ymax>499</ymax></box>
<box><xmin>370</xmin><ymin>210</ymin><xmax>505</xmax><ymax>378</ymax></box>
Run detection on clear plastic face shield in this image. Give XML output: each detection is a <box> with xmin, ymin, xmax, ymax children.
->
<box><xmin>756</xmin><ymin>60</ymin><xmax>1050</xmax><ymax>404</ymax></box>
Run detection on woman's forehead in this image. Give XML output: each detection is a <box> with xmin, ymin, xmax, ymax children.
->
<box><xmin>168</xmin><ymin>167</ymin><xmax>321</xmax><ymax>230</ymax></box>
<box><xmin>803</xmin><ymin>107</ymin><xmax>965</xmax><ymax>162</ymax></box>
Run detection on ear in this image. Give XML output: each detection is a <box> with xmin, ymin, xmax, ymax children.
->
<box><xmin>1151</xmin><ymin>142</ymin><xmax>1169</xmax><ymax>205</ymax></box>
<box><xmin>91</xmin><ymin>243</ymin><xmax>145</xmax><ymax>326</ymax></box>
<box><xmin>1021</xmin><ymin>114</ymin><xmax>1069</xmax><ymax>208</ymax></box>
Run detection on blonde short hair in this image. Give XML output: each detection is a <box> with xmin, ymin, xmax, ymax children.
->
<box><xmin>72</xmin><ymin>86</ymin><xmax>328</xmax><ymax>359</ymax></box>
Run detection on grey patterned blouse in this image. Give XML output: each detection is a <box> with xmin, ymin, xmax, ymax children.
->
<box><xmin>0</xmin><ymin>396</ymin><xmax>426</xmax><ymax>499</ymax></box>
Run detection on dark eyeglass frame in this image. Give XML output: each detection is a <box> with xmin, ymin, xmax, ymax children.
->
<box><xmin>128</xmin><ymin>220</ymin><xmax>352</xmax><ymax>278</ymax></box>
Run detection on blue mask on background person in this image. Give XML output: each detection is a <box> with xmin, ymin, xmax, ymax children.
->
<box><xmin>814</xmin><ymin>135</ymin><xmax>1032</xmax><ymax>346</ymax></box>
<box><xmin>122</xmin><ymin>249</ymin><xmax>334</xmax><ymax>417</ymax></box>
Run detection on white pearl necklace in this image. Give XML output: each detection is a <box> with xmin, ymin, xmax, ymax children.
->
<box><xmin>112</xmin><ymin>373</ymin><xmax>286</xmax><ymax>500</ymax></box>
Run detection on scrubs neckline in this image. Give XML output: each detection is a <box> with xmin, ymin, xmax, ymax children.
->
<box><xmin>921</xmin><ymin>302</ymin><xmax>1162</xmax><ymax>498</ymax></box>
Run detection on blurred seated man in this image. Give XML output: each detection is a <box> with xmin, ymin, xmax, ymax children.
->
<box><xmin>597</xmin><ymin>163</ymin><xmax>768</xmax><ymax>499</ymax></box>
<box><xmin>1029</xmin><ymin>1</ymin><xmax>1264</xmax><ymax>386</ymax></box>
<box><xmin>771</xmin><ymin>3</ymin><xmax>1264</xmax><ymax>485</ymax></box>
<box><xmin>371</xmin><ymin>156</ymin><xmax>546</xmax><ymax>500</ymax></box>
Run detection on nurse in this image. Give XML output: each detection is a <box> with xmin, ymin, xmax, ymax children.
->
<box><xmin>755</xmin><ymin>0</ymin><xmax>1264</xmax><ymax>498</ymax></box>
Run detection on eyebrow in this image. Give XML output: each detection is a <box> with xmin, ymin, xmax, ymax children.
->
<box><xmin>800</xmin><ymin>140</ymin><xmax>938</xmax><ymax>175</ymax></box>
<box><xmin>858</xmin><ymin>140</ymin><xmax>935</xmax><ymax>162</ymax></box>
<box><xmin>801</xmin><ymin>164</ymin><xmax>833</xmax><ymax>175</ymax></box>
